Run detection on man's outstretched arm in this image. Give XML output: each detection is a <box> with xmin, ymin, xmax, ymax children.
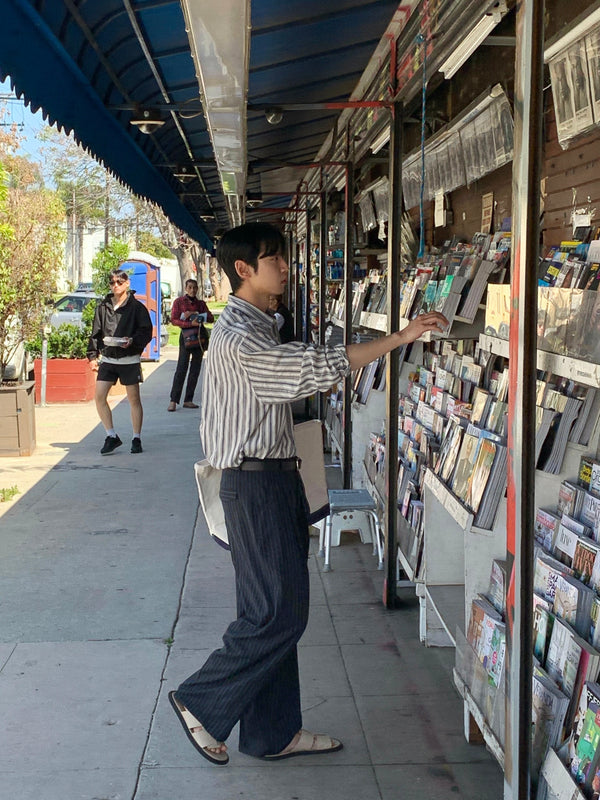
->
<box><xmin>346</xmin><ymin>312</ymin><xmax>449</xmax><ymax>371</ymax></box>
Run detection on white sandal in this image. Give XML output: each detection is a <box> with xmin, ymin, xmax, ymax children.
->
<box><xmin>264</xmin><ymin>728</ymin><xmax>343</xmax><ymax>760</ymax></box>
<box><xmin>168</xmin><ymin>691</ymin><xmax>229</xmax><ymax>765</ymax></box>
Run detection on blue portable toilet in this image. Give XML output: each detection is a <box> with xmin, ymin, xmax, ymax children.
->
<box><xmin>119</xmin><ymin>259</ymin><xmax>162</xmax><ymax>361</ymax></box>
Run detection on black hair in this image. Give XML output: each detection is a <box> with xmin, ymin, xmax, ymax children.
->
<box><xmin>109</xmin><ymin>268</ymin><xmax>130</xmax><ymax>281</ymax></box>
<box><xmin>216</xmin><ymin>222</ymin><xmax>286</xmax><ymax>294</ymax></box>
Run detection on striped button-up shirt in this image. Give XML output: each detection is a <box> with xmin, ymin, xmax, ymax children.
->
<box><xmin>200</xmin><ymin>295</ymin><xmax>350</xmax><ymax>468</ymax></box>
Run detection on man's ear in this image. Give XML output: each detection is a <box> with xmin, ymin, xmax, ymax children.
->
<box><xmin>234</xmin><ymin>259</ymin><xmax>254</xmax><ymax>282</ymax></box>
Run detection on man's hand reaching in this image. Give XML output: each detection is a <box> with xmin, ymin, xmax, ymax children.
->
<box><xmin>397</xmin><ymin>312</ymin><xmax>449</xmax><ymax>344</ymax></box>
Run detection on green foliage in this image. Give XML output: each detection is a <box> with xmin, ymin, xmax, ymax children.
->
<box><xmin>26</xmin><ymin>295</ymin><xmax>97</xmax><ymax>361</ymax></box>
<box><xmin>0</xmin><ymin>152</ymin><xmax>64</xmax><ymax>378</ymax></box>
<box><xmin>25</xmin><ymin>323</ymin><xmax>91</xmax><ymax>360</ymax></box>
<box><xmin>81</xmin><ymin>298</ymin><xmax>97</xmax><ymax>327</ymax></box>
<box><xmin>91</xmin><ymin>240</ymin><xmax>129</xmax><ymax>295</ymax></box>
<box><xmin>168</xmin><ymin>324</ymin><xmax>180</xmax><ymax>347</ymax></box>
<box><xmin>137</xmin><ymin>231</ymin><xmax>173</xmax><ymax>260</ymax></box>
<box><xmin>0</xmin><ymin>485</ymin><xmax>19</xmax><ymax>502</ymax></box>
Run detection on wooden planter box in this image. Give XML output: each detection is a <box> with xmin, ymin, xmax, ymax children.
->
<box><xmin>34</xmin><ymin>358</ymin><xmax>96</xmax><ymax>403</ymax></box>
<box><xmin>0</xmin><ymin>381</ymin><xmax>36</xmax><ymax>456</ymax></box>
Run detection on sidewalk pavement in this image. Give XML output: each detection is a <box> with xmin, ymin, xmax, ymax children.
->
<box><xmin>0</xmin><ymin>347</ymin><xmax>503</xmax><ymax>800</ymax></box>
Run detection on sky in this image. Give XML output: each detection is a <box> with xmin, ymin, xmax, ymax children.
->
<box><xmin>0</xmin><ymin>78</ymin><xmax>46</xmax><ymax>163</ymax></box>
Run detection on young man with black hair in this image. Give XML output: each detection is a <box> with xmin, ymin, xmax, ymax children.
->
<box><xmin>169</xmin><ymin>222</ymin><xmax>448</xmax><ymax>765</ymax></box>
<box><xmin>87</xmin><ymin>268</ymin><xmax>153</xmax><ymax>455</ymax></box>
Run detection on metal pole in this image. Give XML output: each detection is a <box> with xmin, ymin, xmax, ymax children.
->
<box><xmin>294</xmin><ymin>240</ymin><xmax>302</xmax><ymax>341</ymax></box>
<box><xmin>506</xmin><ymin>2</ymin><xmax>544</xmax><ymax>797</ymax></box>
<box><xmin>319</xmin><ymin>189</ymin><xmax>328</xmax><ymax>420</ymax></box>
<box><xmin>304</xmin><ymin>207</ymin><xmax>312</xmax><ymax>345</ymax></box>
<box><xmin>319</xmin><ymin>190</ymin><xmax>328</xmax><ymax>346</ymax></box>
<box><xmin>40</xmin><ymin>336</ymin><xmax>48</xmax><ymax>407</ymax></box>
<box><xmin>384</xmin><ymin>104</ymin><xmax>402</xmax><ymax>609</ymax></box>
<box><xmin>342</xmin><ymin>163</ymin><xmax>354</xmax><ymax>488</ymax></box>
<box><xmin>304</xmin><ymin>207</ymin><xmax>312</xmax><ymax>418</ymax></box>
<box><xmin>286</xmin><ymin>231</ymin><xmax>294</xmax><ymax>310</ymax></box>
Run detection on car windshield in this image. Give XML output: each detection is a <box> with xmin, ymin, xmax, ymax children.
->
<box><xmin>54</xmin><ymin>295</ymin><xmax>90</xmax><ymax>312</ymax></box>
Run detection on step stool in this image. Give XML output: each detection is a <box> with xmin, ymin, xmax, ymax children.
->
<box><xmin>318</xmin><ymin>488</ymin><xmax>384</xmax><ymax>572</ymax></box>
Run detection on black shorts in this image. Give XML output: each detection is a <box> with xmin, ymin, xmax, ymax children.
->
<box><xmin>97</xmin><ymin>361</ymin><xmax>143</xmax><ymax>386</ymax></box>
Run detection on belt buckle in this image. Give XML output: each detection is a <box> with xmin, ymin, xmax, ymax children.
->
<box><xmin>295</xmin><ymin>457</ymin><xmax>302</xmax><ymax>470</ymax></box>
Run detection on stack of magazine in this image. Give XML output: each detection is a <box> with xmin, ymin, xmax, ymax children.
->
<box><xmin>393</xmin><ymin>336</ymin><xmax>509</xmax><ymax>532</ymax></box>
<box><xmin>529</xmin><ymin>452</ymin><xmax>600</xmax><ymax>794</ymax></box>
<box><xmin>535</xmin><ymin>378</ymin><xmax>598</xmax><ymax>474</ymax></box>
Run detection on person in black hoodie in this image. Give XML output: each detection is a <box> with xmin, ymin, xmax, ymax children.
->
<box><xmin>87</xmin><ymin>268</ymin><xmax>153</xmax><ymax>455</ymax></box>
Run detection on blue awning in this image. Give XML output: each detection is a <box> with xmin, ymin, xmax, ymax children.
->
<box><xmin>0</xmin><ymin>0</ymin><xmax>404</xmax><ymax>246</ymax></box>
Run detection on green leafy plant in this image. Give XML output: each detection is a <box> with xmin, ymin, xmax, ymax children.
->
<box><xmin>25</xmin><ymin>295</ymin><xmax>98</xmax><ymax>360</ymax></box>
<box><xmin>25</xmin><ymin>324</ymin><xmax>91</xmax><ymax>360</ymax></box>
<box><xmin>0</xmin><ymin>485</ymin><xmax>19</xmax><ymax>502</ymax></box>
<box><xmin>91</xmin><ymin>240</ymin><xmax>129</xmax><ymax>296</ymax></box>
<box><xmin>0</xmin><ymin>152</ymin><xmax>64</xmax><ymax>378</ymax></box>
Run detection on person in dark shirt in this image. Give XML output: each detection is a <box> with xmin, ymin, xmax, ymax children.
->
<box><xmin>87</xmin><ymin>268</ymin><xmax>153</xmax><ymax>455</ymax></box>
<box><xmin>167</xmin><ymin>279</ymin><xmax>214</xmax><ymax>411</ymax></box>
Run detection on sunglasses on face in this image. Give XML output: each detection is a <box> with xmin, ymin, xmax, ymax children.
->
<box><xmin>109</xmin><ymin>278</ymin><xmax>128</xmax><ymax>286</ymax></box>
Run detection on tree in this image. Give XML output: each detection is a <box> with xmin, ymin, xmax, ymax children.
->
<box><xmin>137</xmin><ymin>231</ymin><xmax>173</xmax><ymax>260</ymax></box>
<box><xmin>91</xmin><ymin>240</ymin><xmax>130</xmax><ymax>296</ymax></box>
<box><xmin>0</xmin><ymin>145</ymin><xmax>65</xmax><ymax>379</ymax></box>
<box><xmin>151</xmin><ymin>205</ymin><xmax>206</xmax><ymax>290</ymax></box>
<box><xmin>38</xmin><ymin>127</ymin><xmax>106</xmax><ymax>284</ymax></box>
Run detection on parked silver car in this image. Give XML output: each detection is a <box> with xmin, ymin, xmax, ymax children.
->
<box><xmin>50</xmin><ymin>292</ymin><xmax>99</xmax><ymax>328</ymax></box>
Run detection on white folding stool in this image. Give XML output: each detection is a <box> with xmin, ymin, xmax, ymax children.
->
<box><xmin>318</xmin><ymin>488</ymin><xmax>384</xmax><ymax>572</ymax></box>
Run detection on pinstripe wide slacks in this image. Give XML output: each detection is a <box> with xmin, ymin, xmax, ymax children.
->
<box><xmin>175</xmin><ymin>466</ymin><xmax>310</xmax><ymax>757</ymax></box>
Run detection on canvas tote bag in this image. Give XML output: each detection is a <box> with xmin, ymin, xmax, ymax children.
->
<box><xmin>194</xmin><ymin>419</ymin><xmax>329</xmax><ymax>550</ymax></box>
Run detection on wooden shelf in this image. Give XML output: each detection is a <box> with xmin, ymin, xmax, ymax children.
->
<box><xmin>426</xmin><ymin>584</ymin><xmax>465</xmax><ymax>646</ymax></box>
<box><xmin>453</xmin><ymin>668</ymin><xmax>505</xmax><ymax>770</ymax></box>
<box><xmin>324</xmin><ymin>419</ymin><xmax>343</xmax><ymax>458</ymax></box>
<box><xmin>479</xmin><ymin>334</ymin><xmax>600</xmax><ymax>388</ymax></box>
<box><xmin>423</xmin><ymin>469</ymin><xmax>474</xmax><ymax>531</ymax></box>
<box><xmin>397</xmin><ymin>515</ymin><xmax>418</xmax><ymax>581</ymax></box>
<box><xmin>354</xmin><ymin>247</ymin><xmax>386</xmax><ymax>255</ymax></box>
<box><xmin>539</xmin><ymin>748</ymin><xmax>585</xmax><ymax>800</ymax></box>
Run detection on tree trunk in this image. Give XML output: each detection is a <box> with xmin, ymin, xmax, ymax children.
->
<box><xmin>209</xmin><ymin>256</ymin><xmax>231</xmax><ymax>301</ymax></box>
<box><xmin>173</xmin><ymin>246</ymin><xmax>196</xmax><ymax>286</ymax></box>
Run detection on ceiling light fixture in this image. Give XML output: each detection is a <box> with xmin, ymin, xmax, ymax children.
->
<box><xmin>246</xmin><ymin>192</ymin><xmax>263</xmax><ymax>207</ymax></box>
<box><xmin>129</xmin><ymin>106</ymin><xmax>166</xmax><ymax>135</ymax></box>
<box><xmin>439</xmin><ymin>1</ymin><xmax>508</xmax><ymax>80</ymax></box>
<box><xmin>173</xmin><ymin>165</ymin><xmax>196</xmax><ymax>183</ymax></box>
<box><xmin>265</xmin><ymin>107</ymin><xmax>284</xmax><ymax>125</ymax></box>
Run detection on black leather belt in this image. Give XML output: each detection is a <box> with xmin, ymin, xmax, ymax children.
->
<box><xmin>238</xmin><ymin>457</ymin><xmax>300</xmax><ymax>472</ymax></box>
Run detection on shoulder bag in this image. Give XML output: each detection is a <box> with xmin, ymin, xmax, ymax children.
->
<box><xmin>182</xmin><ymin>326</ymin><xmax>201</xmax><ymax>350</ymax></box>
<box><xmin>194</xmin><ymin>420</ymin><xmax>329</xmax><ymax>550</ymax></box>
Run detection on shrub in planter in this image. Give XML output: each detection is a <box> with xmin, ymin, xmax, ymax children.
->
<box><xmin>25</xmin><ymin>303</ymin><xmax>97</xmax><ymax>402</ymax></box>
<box><xmin>26</xmin><ymin>323</ymin><xmax>90</xmax><ymax>361</ymax></box>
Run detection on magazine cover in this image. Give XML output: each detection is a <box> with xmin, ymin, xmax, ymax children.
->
<box><xmin>466</xmin><ymin>438</ymin><xmax>497</xmax><ymax>513</ymax></box>
<box><xmin>451</xmin><ymin>433</ymin><xmax>480</xmax><ymax>502</ymax></box>
<box><xmin>549</xmin><ymin>51</ymin><xmax>577</xmax><ymax>144</ymax></box>
<box><xmin>586</xmin><ymin>29</ymin><xmax>600</xmax><ymax>124</ymax></box>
